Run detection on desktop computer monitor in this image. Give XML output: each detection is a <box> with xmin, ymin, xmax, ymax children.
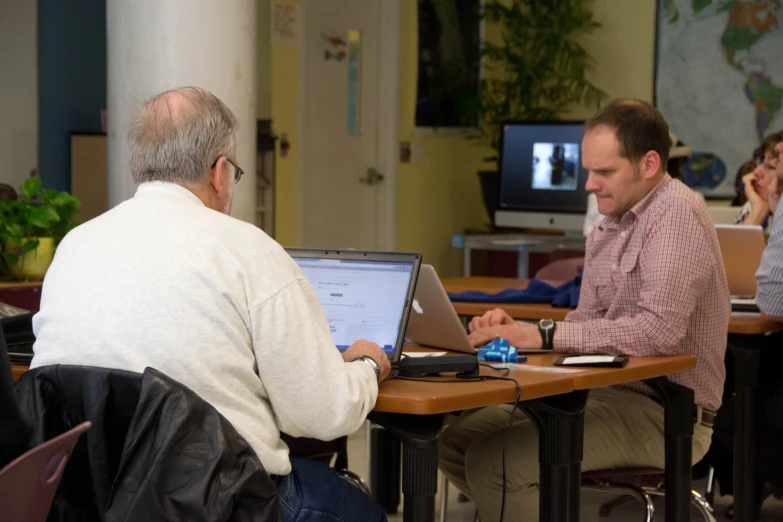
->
<box><xmin>494</xmin><ymin>121</ymin><xmax>588</xmax><ymax>233</ymax></box>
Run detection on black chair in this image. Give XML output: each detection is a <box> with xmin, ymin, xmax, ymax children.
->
<box><xmin>16</xmin><ymin>365</ymin><xmax>281</xmax><ymax>522</ymax></box>
<box><xmin>0</xmin><ymin>334</ymin><xmax>32</xmax><ymax>469</ymax></box>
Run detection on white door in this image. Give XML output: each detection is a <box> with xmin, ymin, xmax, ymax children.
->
<box><xmin>299</xmin><ymin>0</ymin><xmax>398</xmax><ymax>251</ymax></box>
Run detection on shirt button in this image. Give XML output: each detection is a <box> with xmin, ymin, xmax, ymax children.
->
<box><xmin>620</xmin><ymin>231</ymin><xmax>627</xmax><ymax>238</ymax></box>
<box><xmin>611</xmin><ymin>264</ymin><xmax>617</xmax><ymax>270</ymax></box>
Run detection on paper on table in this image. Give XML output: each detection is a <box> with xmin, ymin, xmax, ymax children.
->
<box><xmin>402</xmin><ymin>351</ymin><xmax>448</xmax><ymax>358</ymax></box>
<box><xmin>560</xmin><ymin>355</ymin><xmax>616</xmax><ymax>365</ymax></box>
<box><xmin>497</xmin><ymin>363</ymin><xmax>588</xmax><ymax>374</ymax></box>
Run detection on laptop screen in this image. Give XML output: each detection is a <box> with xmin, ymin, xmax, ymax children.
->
<box><xmin>291</xmin><ymin>256</ymin><xmax>416</xmax><ymax>353</ymax></box>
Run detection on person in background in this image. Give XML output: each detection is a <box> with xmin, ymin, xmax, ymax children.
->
<box><xmin>757</xmin><ymin>140</ymin><xmax>783</xmax><ymax>318</ymax></box>
<box><xmin>30</xmin><ymin>87</ymin><xmax>389</xmax><ymax>522</ymax></box>
<box><xmin>732</xmin><ymin>145</ymin><xmax>764</xmax><ymax>207</ymax></box>
<box><xmin>583</xmin><ymin>132</ymin><xmax>692</xmax><ymax>235</ymax></box>
<box><xmin>734</xmin><ymin>131</ymin><xmax>783</xmax><ymax>230</ymax></box>
<box><xmin>710</xmin><ymin>139</ymin><xmax>783</xmax><ymax>517</ymax></box>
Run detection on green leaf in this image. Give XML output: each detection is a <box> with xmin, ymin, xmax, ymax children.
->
<box><xmin>21</xmin><ymin>239</ymin><xmax>39</xmax><ymax>253</ymax></box>
<box><xmin>20</xmin><ymin>177</ymin><xmax>42</xmax><ymax>199</ymax></box>
<box><xmin>4</xmin><ymin>223</ymin><xmax>25</xmax><ymax>238</ymax></box>
<box><xmin>2</xmin><ymin>252</ymin><xmax>19</xmax><ymax>267</ymax></box>
<box><xmin>50</xmin><ymin>192</ymin><xmax>75</xmax><ymax>206</ymax></box>
<box><xmin>27</xmin><ymin>205</ymin><xmax>60</xmax><ymax>229</ymax></box>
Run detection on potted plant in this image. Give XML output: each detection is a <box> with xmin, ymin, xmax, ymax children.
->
<box><xmin>462</xmin><ymin>0</ymin><xmax>608</xmax><ymax>222</ymax></box>
<box><xmin>0</xmin><ymin>177</ymin><xmax>80</xmax><ymax>281</ymax></box>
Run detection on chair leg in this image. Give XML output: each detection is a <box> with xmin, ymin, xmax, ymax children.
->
<box><xmin>439</xmin><ymin>474</ymin><xmax>448</xmax><ymax>522</ymax></box>
<box><xmin>644</xmin><ymin>486</ymin><xmax>718</xmax><ymax>522</ymax></box>
<box><xmin>705</xmin><ymin>465</ymin><xmax>716</xmax><ymax>506</ymax></box>
<box><xmin>691</xmin><ymin>490</ymin><xmax>718</xmax><ymax>522</ymax></box>
<box><xmin>598</xmin><ymin>495</ymin><xmax>634</xmax><ymax>517</ymax></box>
<box><xmin>336</xmin><ymin>469</ymin><xmax>371</xmax><ymax>496</ymax></box>
<box><xmin>590</xmin><ymin>487</ymin><xmax>654</xmax><ymax>522</ymax></box>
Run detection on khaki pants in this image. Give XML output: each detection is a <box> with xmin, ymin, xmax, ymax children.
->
<box><xmin>438</xmin><ymin>386</ymin><xmax>713</xmax><ymax>522</ymax></box>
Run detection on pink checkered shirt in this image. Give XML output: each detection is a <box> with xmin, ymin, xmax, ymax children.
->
<box><xmin>555</xmin><ymin>175</ymin><xmax>730</xmax><ymax>409</ymax></box>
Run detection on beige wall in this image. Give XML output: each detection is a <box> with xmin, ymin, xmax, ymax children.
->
<box><xmin>0</xmin><ymin>0</ymin><xmax>38</xmax><ymax>190</ymax></box>
<box><xmin>270</xmin><ymin>0</ymin><xmax>659</xmax><ymax>275</ymax></box>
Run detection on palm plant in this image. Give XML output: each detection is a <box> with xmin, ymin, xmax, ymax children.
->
<box><xmin>463</xmin><ymin>0</ymin><xmax>608</xmax><ymax>159</ymax></box>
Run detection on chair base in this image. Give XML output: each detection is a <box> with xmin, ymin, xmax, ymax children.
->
<box><xmin>582</xmin><ymin>484</ymin><xmax>717</xmax><ymax>522</ymax></box>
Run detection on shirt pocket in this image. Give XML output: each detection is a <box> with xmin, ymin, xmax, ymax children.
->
<box><xmin>619</xmin><ymin>248</ymin><xmax>641</xmax><ymax>274</ymax></box>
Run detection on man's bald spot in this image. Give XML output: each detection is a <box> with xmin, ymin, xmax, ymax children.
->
<box><xmin>143</xmin><ymin>88</ymin><xmax>201</xmax><ymax>133</ymax></box>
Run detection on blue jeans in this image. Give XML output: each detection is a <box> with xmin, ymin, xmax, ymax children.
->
<box><xmin>275</xmin><ymin>458</ymin><xmax>387</xmax><ymax>522</ymax></box>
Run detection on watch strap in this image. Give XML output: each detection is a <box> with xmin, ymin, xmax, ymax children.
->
<box><xmin>538</xmin><ymin>320</ymin><xmax>556</xmax><ymax>350</ymax></box>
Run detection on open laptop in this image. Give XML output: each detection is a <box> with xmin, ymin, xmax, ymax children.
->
<box><xmin>405</xmin><ymin>264</ymin><xmax>476</xmax><ymax>354</ymax></box>
<box><xmin>406</xmin><ymin>264</ymin><xmax>548</xmax><ymax>354</ymax></box>
<box><xmin>286</xmin><ymin>248</ymin><xmax>421</xmax><ymax>369</ymax></box>
<box><xmin>714</xmin><ymin>225</ymin><xmax>766</xmax><ymax>312</ymax></box>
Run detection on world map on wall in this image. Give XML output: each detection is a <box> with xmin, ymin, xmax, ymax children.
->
<box><xmin>656</xmin><ymin>0</ymin><xmax>783</xmax><ymax>197</ymax></box>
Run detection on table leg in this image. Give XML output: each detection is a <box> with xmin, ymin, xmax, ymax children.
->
<box><xmin>369</xmin><ymin>424</ymin><xmax>401</xmax><ymax>513</ymax></box>
<box><xmin>517</xmin><ymin>249</ymin><xmax>529</xmax><ymax>279</ymax></box>
<box><xmin>521</xmin><ymin>390</ymin><xmax>588</xmax><ymax>522</ymax></box>
<box><xmin>728</xmin><ymin>339</ymin><xmax>761</xmax><ymax>522</ymax></box>
<box><xmin>645</xmin><ymin>377</ymin><xmax>694</xmax><ymax>522</ymax></box>
<box><xmin>368</xmin><ymin>412</ymin><xmax>445</xmax><ymax>522</ymax></box>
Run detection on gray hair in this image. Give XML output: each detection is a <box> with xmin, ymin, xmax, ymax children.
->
<box><xmin>128</xmin><ymin>87</ymin><xmax>239</xmax><ymax>186</ymax></box>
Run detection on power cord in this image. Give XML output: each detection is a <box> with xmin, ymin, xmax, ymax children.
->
<box><xmin>396</xmin><ymin>366</ymin><xmax>522</xmax><ymax>522</ymax></box>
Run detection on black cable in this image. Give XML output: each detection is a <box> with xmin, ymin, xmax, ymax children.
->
<box><xmin>395</xmin><ymin>371</ymin><xmax>522</xmax><ymax>522</ymax></box>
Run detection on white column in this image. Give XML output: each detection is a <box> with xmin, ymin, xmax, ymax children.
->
<box><xmin>107</xmin><ymin>0</ymin><xmax>258</xmax><ymax>223</ymax></box>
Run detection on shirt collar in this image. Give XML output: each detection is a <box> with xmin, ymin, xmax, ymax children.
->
<box><xmin>134</xmin><ymin>181</ymin><xmax>205</xmax><ymax>207</ymax></box>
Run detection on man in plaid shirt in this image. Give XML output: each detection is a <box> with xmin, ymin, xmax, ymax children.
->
<box><xmin>439</xmin><ymin>99</ymin><xmax>730</xmax><ymax>521</ymax></box>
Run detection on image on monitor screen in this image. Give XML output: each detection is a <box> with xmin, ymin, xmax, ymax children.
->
<box><xmin>531</xmin><ymin>142</ymin><xmax>579</xmax><ymax>191</ymax></box>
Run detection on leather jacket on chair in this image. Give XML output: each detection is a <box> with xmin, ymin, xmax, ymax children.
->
<box><xmin>15</xmin><ymin>365</ymin><xmax>281</xmax><ymax>522</ymax></box>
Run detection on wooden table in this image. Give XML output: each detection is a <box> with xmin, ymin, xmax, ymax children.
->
<box><xmin>370</xmin><ymin>351</ymin><xmax>695</xmax><ymax>522</ymax></box>
<box><xmin>11</xmin><ymin>363</ymin><xmax>27</xmax><ymax>382</ymax></box>
<box><xmin>444</xmin><ymin>276</ymin><xmax>777</xmax><ymax>521</ymax></box>
<box><xmin>11</xmin><ymin>352</ymin><xmax>695</xmax><ymax>522</ymax></box>
<box><xmin>374</xmin><ymin>363</ymin><xmax>573</xmax><ymax>414</ymax></box>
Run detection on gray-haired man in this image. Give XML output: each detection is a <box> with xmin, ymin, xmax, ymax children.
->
<box><xmin>32</xmin><ymin>87</ymin><xmax>388</xmax><ymax>521</ymax></box>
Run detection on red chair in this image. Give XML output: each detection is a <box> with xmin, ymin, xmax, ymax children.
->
<box><xmin>534</xmin><ymin>257</ymin><xmax>584</xmax><ymax>281</ymax></box>
<box><xmin>0</xmin><ymin>421</ymin><xmax>91</xmax><ymax>522</ymax></box>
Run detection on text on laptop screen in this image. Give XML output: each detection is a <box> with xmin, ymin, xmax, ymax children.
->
<box><xmin>292</xmin><ymin>258</ymin><xmax>413</xmax><ymax>352</ymax></box>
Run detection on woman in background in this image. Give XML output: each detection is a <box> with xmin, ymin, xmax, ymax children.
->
<box><xmin>734</xmin><ymin>131</ymin><xmax>782</xmax><ymax>230</ymax></box>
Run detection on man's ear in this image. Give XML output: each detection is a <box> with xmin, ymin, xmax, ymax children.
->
<box><xmin>210</xmin><ymin>156</ymin><xmax>227</xmax><ymax>197</ymax></box>
<box><xmin>641</xmin><ymin>151</ymin><xmax>662</xmax><ymax>180</ymax></box>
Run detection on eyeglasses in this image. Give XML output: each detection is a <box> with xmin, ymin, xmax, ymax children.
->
<box><xmin>211</xmin><ymin>156</ymin><xmax>244</xmax><ymax>184</ymax></box>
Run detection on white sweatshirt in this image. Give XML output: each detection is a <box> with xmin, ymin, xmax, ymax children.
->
<box><xmin>31</xmin><ymin>182</ymin><xmax>378</xmax><ymax>475</ymax></box>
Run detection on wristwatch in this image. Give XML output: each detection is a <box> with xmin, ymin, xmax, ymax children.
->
<box><xmin>352</xmin><ymin>356</ymin><xmax>381</xmax><ymax>382</ymax></box>
<box><xmin>538</xmin><ymin>319</ymin><xmax>556</xmax><ymax>350</ymax></box>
